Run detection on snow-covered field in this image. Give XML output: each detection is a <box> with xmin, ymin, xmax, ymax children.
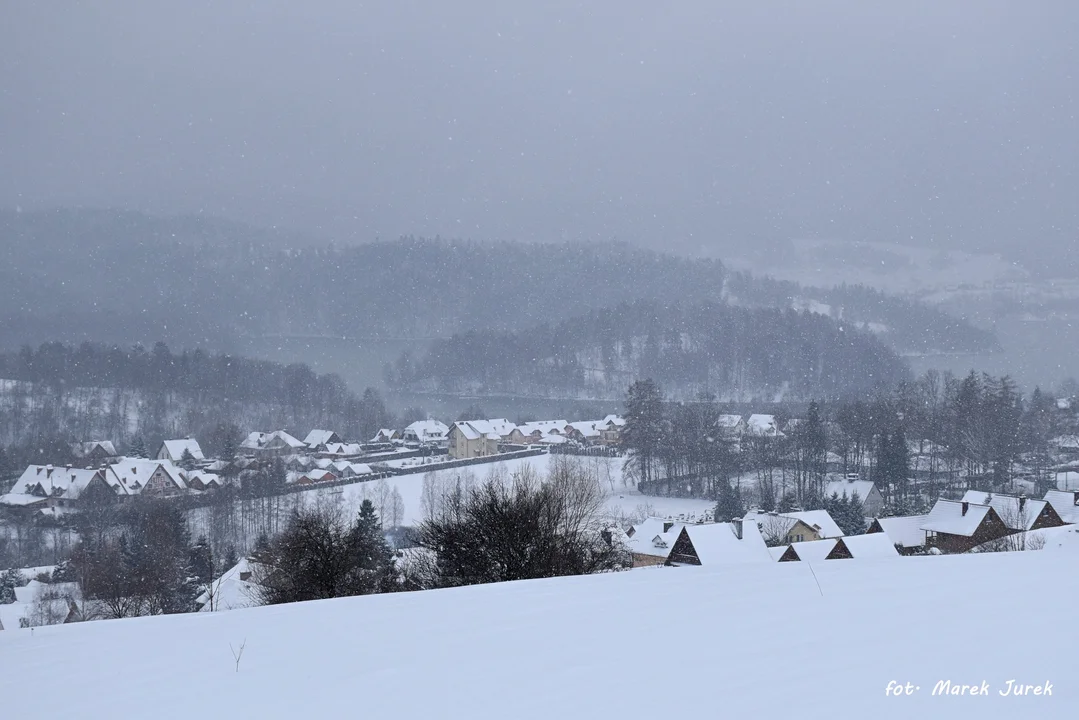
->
<box><xmin>1</xmin><ymin>551</ymin><xmax>1074</xmax><ymax>718</ymax></box>
<box><xmin>293</xmin><ymin>452</ymin><xmax>715</xmax><ymax>526</ymax></box>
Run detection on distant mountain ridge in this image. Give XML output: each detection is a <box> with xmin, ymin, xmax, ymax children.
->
<box><xmin>0</xmin><ymin>208</ymin><xmax>996</xmax><ymax>360</ymax></box>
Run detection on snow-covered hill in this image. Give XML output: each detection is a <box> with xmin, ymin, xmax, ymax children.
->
<box><xmin>727</xmin><ymin>238</ymin><xmax>1025</xmax><ymax>297</ymax></box>
<box><xmin>1</xmin><ymin>551</ymin><xmax>1073</xmax><ymax>718</ymax></box>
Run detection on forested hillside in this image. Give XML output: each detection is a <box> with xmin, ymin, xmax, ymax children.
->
<box><xmin>1</xmin><ymin>209</ymin><xmax>994</xmax><ymax>356</ymax></box>
<box><xmin>0</xmin><ymin>342</ymin><xmax>393</xmax><ymax>454</ymax></box>
<box><xmin>388</xmin><ymin>301</ymin><xmax>910</xmax><ymax>401</ymax></box>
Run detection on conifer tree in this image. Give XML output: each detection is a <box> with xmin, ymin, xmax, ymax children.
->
<box><xmin>347</xmin><ymin>499</ymin><xmax>398</xmax><ymax>594</ymax></box>
<box><xmin>221</xmin><ymin>434</ymin><xmax>237</xmax><ymax>463</ymax></box>
<box><xmin>714</xmin><ymin>481</ymin><xmax>746</xmax><ymax>522</ymax></box>
<box><xmin>129</xmin><ymin>436</ymin><xmax>148</xmax><ymax>459</ymax></box>
<box><xmin>623</xmin><ymin>379</ymin><xmax>665</xmax><ymax>485</ymax></box>
<box><xmin>179</xmin><ymin>448</ymin><xmax>198</xmax><ymax>471</ymax></box>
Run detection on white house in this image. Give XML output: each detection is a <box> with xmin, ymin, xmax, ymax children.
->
<box><xmin>447</xmin><ymin>420</ymin><xmax>511</xmax><ymax>458</ymax></box>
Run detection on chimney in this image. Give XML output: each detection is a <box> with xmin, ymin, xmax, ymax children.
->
<box><xmin>1018</xmin><ymin>496</ymin><xmax>1027</xmax><ymax>511</ymax></box>
<box><xmin>732</xmin><ymin>517</ymin><xmax>744</xmax><ymax>540</ymax></box>
<box><xmin>663</xmin><ymin>521</ymin><xmax>675</xmax><ymax>533</ymax></box>
<box><xmin>961</xmin><ymin>501</ymin><xmax>969</xmax><ymax>516</ymax></box>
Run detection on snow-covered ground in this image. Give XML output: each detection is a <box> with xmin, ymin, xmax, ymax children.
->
<box><xmin>291</xmin><ymin>452</ymin><xmax>715</xmax><ymax>527</ymax></box>
<box><xmin>1</xmin><ymin>551</ymin><xmax>1074</xmax><ymax>717</ymax></box>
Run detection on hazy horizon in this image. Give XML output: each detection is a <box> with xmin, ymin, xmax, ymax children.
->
<box><xmin>3</xmin><ymin>2</ymin><xmax>1077</xmax><ymax>260</ymax></box>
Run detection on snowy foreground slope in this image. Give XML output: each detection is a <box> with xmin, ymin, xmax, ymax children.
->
<box><xmin>1</xmin><ymin>553</ymin><xmax>1075</xmax><ymax>719</ymax></box>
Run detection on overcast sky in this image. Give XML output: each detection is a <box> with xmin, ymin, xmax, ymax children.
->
<box><xmin>2</xmin><ymin>1</ymin><xmax>1076</xmax><ymax>256</ymax></box>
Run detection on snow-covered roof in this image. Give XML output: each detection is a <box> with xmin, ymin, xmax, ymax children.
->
<box><xmin>2</xmin><ymin>465</ymin><xmax>109</xmax><ymax>505</ymax></box>
<box><xmin>790</xmin><ymin>510</ymin><xmax>842</xmax><ymax>536</ymax></box>
<box><xmin>538</xmin><ymin>434</ymin><xmax>568</xmax><ymax>445</ymax></box>
<box><xmin>0</xmin><ymin>492</ymin><xmax>50</xmax><ymax>506</ymax></box>
<box><xmin>568</xmin><ymin>421</ymin><xmax>601</xmax><ymax>438</ymax></box>
<box><xmin>73</xmin><ymin>441</ymin><xmax>117</xmax><ymax>458</ymax></box>
<box><xmin>1052</xmin><ymin>435</ymin><xmax>1079</xmax><ymax>450</ymax></box>
<box><xmin>1043</xmin><ymin>490</ymin><xmax>1079</xmax><ymax>524</ymax></box>
<box><xmin>841</xmin><ymin>533</ymin><xmax>901</xmax><ymax>559</ymax></box>
<box><xmin>625</xmin><ymin>519</ymin><xmax>684</xmax><ymax>558</ymax></box>
<box><xmin>485</xmin><ymin>419</ymin><xmax>516</xmax><ymax>436</ymax></box>
<box><xmin>403</xmin><ymin>420</ymin><xmax>450</xmax><ymax>441</ymax></box>
<box><xmin>303</xmin><ymin>429</ymin><xmax>339</xmax><ymax>447</ymax></box>
<box><xmin>160</xmin><ymin>438</ymin><xmax>205</xmax><ymax>461</ymax></box>
<box><xmin>600</xmin><ymin>414</ymin><xmax>626</xmax><ymax>428</ymax></box>
<box><xmin>240</xmin><ymin>430</ymin><xmax>305</xmax><ymax>450</ymax></box>
<box><xmin>871</xmin><ymin>515</ymin><xmax>929</xmax><ymax>548</ymax></box>
<box><xmin>921</xmin><ymin>499</ymin><xmax>992</xmax><ymax>537</ymax></box>
<box><xmin>783</xmin><ymin>538</ymin><xmax>839</xmax><ymax>562</ymax></box>
<box><xmin>961</xmin><ymin>491</ymin><xmax>1052</xmax><ymax>532</ymax></box>
<box><xmin>187</xmin><ymin>472</ymin><xmax>222</xmax><ymax>489</ymax></box>
<box><xmin>716</xmin><ymin>414</ymin><xmax>744</xmax><ymax>429</ymax></box>
<box><xmin>371</xmin><ymin>428</ymin><xmax>398</xmax><ymax>442</ymax></box>
<box><xmin>323</xmin><ymin>442</ymin><xmax>364</xmax><ymax>456</ymax></box>
<box><xmin>671</xmin><ymin>521</ymin><xmax>772</xmax><ymax>565</ymax></box>
<box><xmin>824</xmin><ymin>479</ymin><xmax>876</xmax><ymax>502</ymax></box>
<box><xmin>517</xmin><ymin>420</ymin><xmax>569</xmax><ymax>436</ymax></box>
<box><xmin>104</xmin><ymin>458</ymin><xmax>188</xmax><ymax>494</ymax></box>
<box><xmin>197</xmin><ymin>558</ymin><xmax>263</xmax><ymax>612</ymax></box>
<box><xmin>452</xmin><ymin>419</ymin><xmax>511</xmax><ymax>441</ymax></box>
<box><xmin>748</xmin><ymin>509</ymin><xmax>845</xmax><ymax>539</ymax></box>
<box><xmin>746</xmin><ymin>414</ymin><xmax>782</xmax><ymax>436</ymax></box>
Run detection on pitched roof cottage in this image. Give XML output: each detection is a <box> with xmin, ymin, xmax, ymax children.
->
<box><xmin>921</xmin><ymin>499</ymin><xmax>1012</xmax><ymax>554</ymax></box>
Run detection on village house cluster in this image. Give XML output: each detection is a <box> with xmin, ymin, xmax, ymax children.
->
<box><xmin>0</xmin><ymin>415</ymin><xmax>628</xmax><ymax>517</ymax></box>
<box><xmin>619</xmin><ymin>486</ymin><xmax>1079</xmax><ymax>569</ymax></box>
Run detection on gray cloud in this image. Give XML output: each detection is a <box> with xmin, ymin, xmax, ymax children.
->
<box><xmin>2</xmin><ymin>1</ymin><xmax>1076</xmax><ymax>256</ymax></box>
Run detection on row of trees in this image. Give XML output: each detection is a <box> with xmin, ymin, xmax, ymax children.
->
<box><xmin>0</xmin><ymin>342</ymin><xmax>398</xmax><ymax>451</ymax></box>
<box><xmin>622</xmin><ymin>371</ymin><xmax>1077</xmax><ymax>514</ymax></box>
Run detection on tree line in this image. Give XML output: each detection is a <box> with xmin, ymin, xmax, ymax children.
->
<box><xmin>0</xmin><ymin>341</ymin><xmax>396</xmax><ymax>465</ymax></box>
<box><xmin>621</xmin><ymin>370</ymin><xmax>1076</xmax><ymax>517</ymax></box>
